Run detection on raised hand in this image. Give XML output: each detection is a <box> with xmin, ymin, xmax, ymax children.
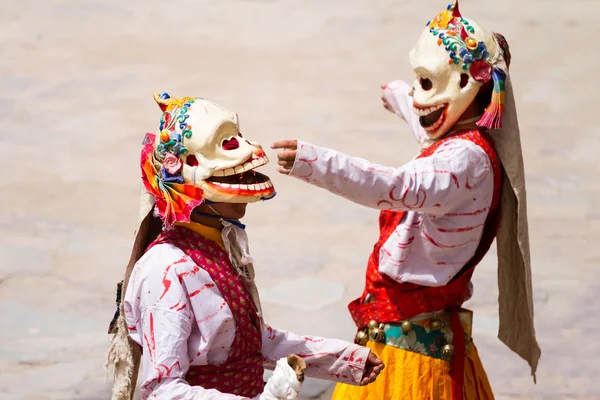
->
<box><xmin>270</xmin><ymin>140</ymin><xmax>298</xmax><ymax>175</ymax></box>
<box><xmin>381</xmin><ymin>83</ymin><xmax>396</xmax><ymax>113</ymax></box>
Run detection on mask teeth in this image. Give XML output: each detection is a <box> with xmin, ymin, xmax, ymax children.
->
<box><xmin>477</xmin><ymin>68</ymin><xmax>505</xmax><ymax>130</ymax></box>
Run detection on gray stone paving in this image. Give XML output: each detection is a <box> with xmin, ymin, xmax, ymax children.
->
<box><xmin>1</xmin><ymin>0</ymin><xmax>599</xmax><ymax>398</ymax></box>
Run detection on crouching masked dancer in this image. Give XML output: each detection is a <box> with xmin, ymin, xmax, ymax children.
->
<box><xmin>105</xmin><ymin>93</ymin><xmax>383</xmax><ymax>400</ymax></box>
<box><xmin>273</xmin><ymin>1</ymin><xmax>541</xmax><ymax>399</ymax></box>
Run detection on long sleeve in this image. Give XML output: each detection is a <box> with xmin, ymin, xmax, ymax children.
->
<box><xmin>289</xmin><ymin>139</ymin><xmax>492</xmax><ymax>216</ymax></box>
<box><xmin>125</xmin><ymin>238</ymin><xmax>375</xmax><ymax>398</ymax></box>
<box><xmin>261</xmin><ymin>325</ymin><xmax>369</xmax><ymax>386</ymax></box>
<box><xmin>138</xmin><ymin>308</ymin><xmax>247</xmax><ymax>400</ymax></box>
<box><xmin>124</xmin><ymin>245</ymin><xmax>249</xmax><ymax>400</ymax></box>
<box><xmin>382</xmin><ymin>80</ymin><xmax>428</xmax><ymax>147</ymax></box>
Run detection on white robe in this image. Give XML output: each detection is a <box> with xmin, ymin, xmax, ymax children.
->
<box><xmin>289</xmin><ymin>80</ymin><xmax>494</xmax><ymax>287</ymax></box>
<box><xmin>124</xmin><ymin>242</ymin><xmax>369</xmax><ymax>400</ymax></box>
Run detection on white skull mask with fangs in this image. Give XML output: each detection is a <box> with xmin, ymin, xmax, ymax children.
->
<box><xmin>409</xmin><ymin>0</ymin><xmax>506</xmax><ymax>139</ymax></box>
<box><xmin>140</xmin><ymin>93</ymin><xmax>276</xmax><ymax>227</ymax></box>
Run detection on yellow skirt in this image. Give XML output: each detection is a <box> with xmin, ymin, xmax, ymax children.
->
<box><xmin>332</xmin><ymin>341</ymin><xmax>494</xmax><ymax>400</ymax></box>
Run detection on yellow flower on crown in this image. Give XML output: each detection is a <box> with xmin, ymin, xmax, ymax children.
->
<box><xmin>429</xmin><ymin>9</ymin><xmax>453</xmax><ymax>29</ymax></box>
<box><xmin>166</xmin><ymin>96</ymin><xmax>196</xmax><ymax>112</ymax></box>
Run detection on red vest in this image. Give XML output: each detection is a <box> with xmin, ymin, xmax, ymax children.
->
<box><xmin>348</xmin><ymin>130</ymin><xmax>502</xmax><ymax>328</ymax></box>
<box><xmin>148</xmin><ymin>227</ymin><xmax>264</xmax><ymax>398</ymax></box>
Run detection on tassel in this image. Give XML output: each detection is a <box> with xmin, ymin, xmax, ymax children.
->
<box><xmin>477</xmin><ymin>68</ymin><xmax>505</xmax><ymax>130</ymax></box>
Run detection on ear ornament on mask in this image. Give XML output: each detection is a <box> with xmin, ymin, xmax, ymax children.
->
<box><xmin>140</xmin><ymin>136</ymin><xmax>205</xmax><ymax>228</ymax></box>
<box><xmin>426</xmin><ymin>1</ymin><xmax>511</xmax><ymax>130</ymax></box>
<box><xmin>154</xmin><ymin>92</ymin><xmax>172</xmax><ymax>112</ymax></box>
<box><xmin>477</xmin><ymin>67</ymin><xmax>506</xmax><ymax>130</ymax></box>
<box><xmin>477</xmin><ymin>33</ymin><xmax>511</xmax><ymax>130</ymax></box>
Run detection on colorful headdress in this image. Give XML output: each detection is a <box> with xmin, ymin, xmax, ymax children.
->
<box><xmin>140</xmin><ymin>95</ymin><xmax>204</xmax><ymax>227</ymax></box>
<box><xmin>426</xmin><ymin>0</ymin><xmax>510</xmax><ymax>129</ymax></box>
<box><xmin>141</xmin><ymin>93</ymin><xmax>275</xmax><ymax>228</ymax></box>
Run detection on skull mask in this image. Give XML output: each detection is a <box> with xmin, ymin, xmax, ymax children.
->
<box><xmin>141</xmin><ymin>93</ymin><xmax>276</xmax><ymax>227</ymax></box>
<box><xmin>409</xmin><ymin>0</ymin><xmax>504</xmax><ymax>139</ymax></box>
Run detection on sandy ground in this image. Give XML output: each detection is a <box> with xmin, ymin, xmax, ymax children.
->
<box><xmin>1</xmin><ymin>0</ymin><xmax>599</xmax><ymax>399</ymax></box>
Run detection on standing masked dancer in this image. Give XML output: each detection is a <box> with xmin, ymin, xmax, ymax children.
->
<box><xmin>105</xmin><ymin>94</ymin><xmax>384</xmax><ymax>400</ymax></box>
<box><xmin>272</xmin><ymin>1</ymin><xmax>540</xmax><ymax>398</ymax></box>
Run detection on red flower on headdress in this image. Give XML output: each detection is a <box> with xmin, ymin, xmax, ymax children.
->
<box><xmin>469</xmin><ymin>60</ymin><xmax>492</xmax><ymax>83</ymax></box>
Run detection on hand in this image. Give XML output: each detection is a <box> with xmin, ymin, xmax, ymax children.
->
<box><xmin>360</xmin><ymin>351</ymin><xmax>385</xmax><ymax>386</ymax></box>
<box><xmin>270</xmin><ymin>140</ymin><xmax>298</xmax><ymax>175</ymax></box>
<box><xmin>381</xmin><ymin>83</ymin><xmax>395</xmax><ymax>113</ymax></box>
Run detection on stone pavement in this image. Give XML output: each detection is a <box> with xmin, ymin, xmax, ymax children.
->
<box><xmin>1</xmin><ymin>0</ymin><xmax>598</xmax><ymax>399</ymax></box>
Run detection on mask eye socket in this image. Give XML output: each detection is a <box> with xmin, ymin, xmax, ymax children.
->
<box><xmin>420</xmin><ymin>78</ymin><xmax>433</xmax><ymax>91</ymax></box>
<box><xmin>186</xmin><ymin>154</ymin><xmax>199</xmax><ymax>167</ymax></box>
<box><xmin>460</xmin><ymin>73</ymin><xmax>469</xmax><ymax>88</ymax></box>
<box><xmin>222</xmin><ymin>137</ymin><xmax>240</xmax><ymax>150</ymax></box>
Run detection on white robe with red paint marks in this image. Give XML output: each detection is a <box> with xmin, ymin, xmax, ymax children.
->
<box><xmin>124</xmin><ymin>243</ymin><xmax>369</xmax><ymax>400</ymax></box>
<box><xmin>290</xmin><ymin>80</ymin><xmax>494</xmax><ymax>287</ymax></box>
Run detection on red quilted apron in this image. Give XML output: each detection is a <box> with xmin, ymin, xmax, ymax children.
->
<box><xmin>348</xmin><ymin>129</ymin><xmax>502</xmax><ymax>400</ymax></box>
<box><xmin>148</xmin><ymin>227</ymin><xmax>264</xmax><ymax>398</ymax></box>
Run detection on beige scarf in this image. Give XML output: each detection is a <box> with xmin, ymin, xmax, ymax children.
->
<box><xmin>105</xmin><ymin>190</ymin><xmax>156</xmax><ymax>400</ymax></box>
<box><xmin>209</xmin><ymin>206</ymin><xmax>264</xmax><ymax>329</ymax></box>
<box><xmin>489</xmin><ymin>76</ymin><xmax>540</xmax><ymax>380</ymax></box>
<box><xmin>419</xmin><ymin>77</ymin><xmax>540</xmax><ymax>380</ymax></box>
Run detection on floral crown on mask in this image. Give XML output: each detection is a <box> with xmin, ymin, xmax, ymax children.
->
<box><xmin>427</xmin><ymin>0</ymin><xmax>511</xmax><ymax>129</ymax></box>
<box><xmin>140</xmin><ymin>93</ymin><xmax>205</xmax><ymax>228</ymax></box>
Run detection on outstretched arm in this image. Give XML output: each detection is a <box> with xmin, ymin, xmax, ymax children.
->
<box><xmin>261</xmin><ymin>325</ymin><xmax>382</xmax><ymax>386</ymax></box>
<box><xmin>272</xmin><ymin>139</ymin><xmax>490</xmax><ymax>215</ymax></box>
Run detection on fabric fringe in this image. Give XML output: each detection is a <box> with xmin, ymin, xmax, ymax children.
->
<box><xmin>105</xmin><ymin>304</ymin><xmax>140</xmax><ymax>400</ymax></box>
<box><xmin>219</xmin><ymin>219</ymin><xmax>265</xmax><ymax>329</ymax></box>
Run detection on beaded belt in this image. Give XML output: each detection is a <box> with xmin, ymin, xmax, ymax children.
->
<box><xmin>355</xmin><ymin>309</ymin><xmax>473</xmax><ymax>361</ymax></box>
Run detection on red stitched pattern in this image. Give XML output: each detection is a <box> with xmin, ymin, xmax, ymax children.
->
<box><xmin>348</xmin><ymin>130</ymin><xmax>502</xmax><ymax>328</ymax></box>
<box><xmin>147</xmin><ymin>228</ymin><xmax>264</xmax><ymax>398</ymax></box>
